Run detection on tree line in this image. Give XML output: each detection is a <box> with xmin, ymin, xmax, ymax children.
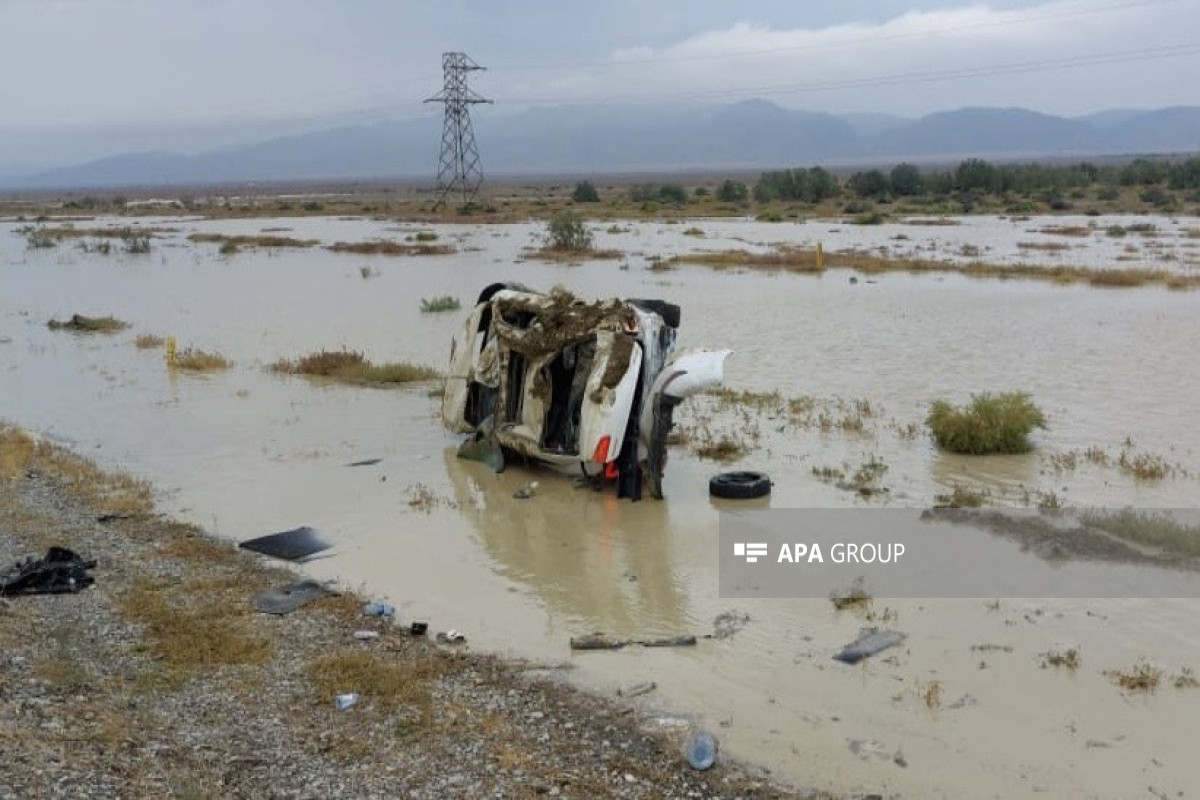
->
<box><xmin>572</xmin><ymin>156</ymin><xmax>1200</xmax><ymax>209</ymax></box>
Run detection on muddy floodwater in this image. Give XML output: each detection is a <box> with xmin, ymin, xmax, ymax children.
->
<box><xmin>3</xmin><ymin>213</ymin><xmax>1200</xmax><ymax>798</ymax></box>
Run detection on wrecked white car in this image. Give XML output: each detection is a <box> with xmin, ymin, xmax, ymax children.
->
<box><xmin>442</xmin><ymin>282</ymin><xmax>729</xmax><ymax>500</ymax></box>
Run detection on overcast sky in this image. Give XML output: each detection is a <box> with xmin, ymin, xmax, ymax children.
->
<box><xmin>1</xmin><ymin>0</ymin><xmax>1197</xmax><ymax>163</ymax></box>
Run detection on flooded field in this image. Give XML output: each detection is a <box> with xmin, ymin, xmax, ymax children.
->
<box><xmin>3</xmin><ymin>213</ymin><xmax>1200</xmax><ymax>798</ymax></box>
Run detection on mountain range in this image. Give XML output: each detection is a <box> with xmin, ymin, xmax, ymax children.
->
<box><xmin>2</xmin><ymin>100</ymin><xmax>1198</xmax><ymax>190</ymax></box>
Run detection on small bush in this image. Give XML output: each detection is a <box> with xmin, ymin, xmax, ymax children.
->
<box><xmin>420</xmin><ymin>296</ymin><xmax>461</xmax><ymax>313</ymax></box>
<box><xmin>47</xmin><ymin>314</ymin><xmax>129</xmax><ymax>333</ymax></box>
<box><xmin>571</xmin><ymin>181</ymin><xmax>600</xmax><ymax>203</ymax></box>
<box><xmin>173</xmin><ymin>348</ymin><xmax>231</xmax><ymax>371</ymax></box>
<box><xmin>124</xmin><ymin>235</ymin><xmax>152</xmax><ymax>254</ymax></box>
<box><xmin>927</xmin><ymin>392</ymin><xmax>1047</xmax><ymax>454</ymax></box>
<box><xmin>716</xmin><ymin>179</ymin><xmax>749</xmax><ymax>203</ymax></box>
<box><xmin>270</xmin><ymin>349</ymin><xmax>438</xmax><ymax>386</ymax></box>
<box><xmin>546</xmin><ymin>210</ymin><xmax>593</xmax><ymax>251</ymax></box>
<box><xmin>25</xmin><ymin>228</ymin><xmax>57</xmax><ymax>249</ymax></box>
<box><xmin>414</xmin><ymin>231</ymin><xmax>439</xmax><ymax>242</ymax></box>
<box><xmin>135</xmin><ymin>334</ymin><xmax>165</xmax><ymax>349</ymax></box>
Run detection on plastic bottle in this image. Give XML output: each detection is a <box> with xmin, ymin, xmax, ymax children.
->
<box><xmin>362</xmin><ymin>601</ymin><xmax>395</xmax><ymax>617</ymax></box>
<box><xmin>335</xmin><ymin>693</ymin><xmax>358</xmax><ymax>711</ymax></box>
<box><xmin>685</xmin><ymin>730</ymin><xmax>718</xmax><ymax>770</ymax></box>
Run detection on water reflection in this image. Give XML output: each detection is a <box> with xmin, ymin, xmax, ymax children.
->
<box><xmin>444</xmin><ymin>447</ymin><xmax>690</xmax><ymax>635</ymax></box>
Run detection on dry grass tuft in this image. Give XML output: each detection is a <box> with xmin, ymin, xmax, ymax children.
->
<box><xmin>1</xmin><ymin>426</ymin><xmax>37</xmax><ymax>479</ymax></box>
<box><xmin>188</xmin><ymin>233</ymin><xmax>318</xmax><ymax>248</ymax></box>
<box><xmin>1106</xmin><ymin>660</ymin><xmax>1162</xmax><ymax>692</ymax></box>
<box><xmin>119</xmin><ymin>577</ymin><xmax>272</xmax><ymax>673</ymax></box>
<box><xmin>527</xmin><ymin>245</ymin><xmax>624</xmax><ymax>261</ymax></box>
<box><xmin>173</xmin><ymin>348</ymin><xmax>232</xmax><ymax>372</ymax></box>
<box><xmin>694</xmin><ymin>435</ymin><xmax>749</xmax><ymax>462</ymax></box>
<box><xmin>934</xmin><ymin>484</ymin><xmax>986</xmax><ymax>508</ymax></box>
<box><xmin>1117</xmin><ymin>450</ymin><xmax>1173</xmax><ymax>480</ymax></box>
<box><xmin>47</xmin><ymin>314</ymin><xmax>130</xmax><ymax>333</ymax></box>
<box><xmin>327</xmin><ymin>240</ymin><xmax>454</xmax><ymax>256</ymax></box>
<box><xmin>1040</xmin><ymin>647</ymin><xmax>1081</xmax><ymax>670</ymax></box>
<box><xmin>307</xmin><ymin>650</ymin><xmax>446</xmax><ymax>708</ymax></box>
<box><xmin>135</xmin><ymin>334</ymin><xmax>165</xmax><ymax>349</ymax></box>
<box><xmin>830</xmin><ymin>577</ymin><xmax>872</xmax><ymax>611</ymax></box>
<box><xmin>270</xmin><ymin>349</ymin><xmax>438</xmax><ymax>386</ymax></box>
<box><xmin>919</xmin><ymin>679</ymin><xmax>943</xmax><ymax>709</ymax></box>
<box><xmin>665</xmin><ymin>246</ymin><xmax>1200</xmax><ymax>289</ymax></box>
<box><xmin>14</xmin><ymin>435</ymin><xmax>154</xmax><ymax>517</ymax></box>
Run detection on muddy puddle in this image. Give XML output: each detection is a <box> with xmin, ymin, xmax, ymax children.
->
<box><xmin>3</xmin><ymin>214</ymin><xmax>1200</xmax><ymax>798</ymax></box>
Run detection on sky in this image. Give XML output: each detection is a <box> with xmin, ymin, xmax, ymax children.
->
<box><xmin>1</xmin><ymin>0</ymin><xmax>1197</xmax><ymax>166</ymax></box>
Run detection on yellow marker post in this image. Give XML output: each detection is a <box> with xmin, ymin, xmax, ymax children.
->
<box><xmin>165</xmin><ymin>336</ymin><xmax>177</xmax><ymax>368</ymax></box>
<box><xmin>816</xmin><ymin>240</ymin><xmax>823</xmax><ymax>270</ymax></box>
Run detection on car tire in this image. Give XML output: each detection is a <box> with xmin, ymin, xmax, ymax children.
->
<box><xmin>709</xmin><ymin>471</ymin><xmax>771</xmax><ymax>499</ymax></box>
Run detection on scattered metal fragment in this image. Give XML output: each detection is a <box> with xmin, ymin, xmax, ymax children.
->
<box><xmin>833</xmin><ymin>628</ymin><xmax>906</xmax><ymax>665</ymax></box>
<box><xmin>252</xmin><ymin>579</ymin><xmax>337</xmax><ymax>615</ymax></box>
<box><xmin>345</xmin><ymin>458</ymin><xmax>382</xmax><ymax>467</ymax></box>
<box><xmin>238</xmin><ymin>526</ymin><xmax>332</xmax><ymax>562</ymax></box>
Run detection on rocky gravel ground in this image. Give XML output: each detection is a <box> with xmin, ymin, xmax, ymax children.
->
<box><xmin>0</xmin><ymin>430</ymin><xmax>829</xmax><ymax>799</ymax></box>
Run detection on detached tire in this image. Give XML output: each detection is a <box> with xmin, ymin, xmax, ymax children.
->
<box><xmin>709</xmin><ymin>471</ymin><xmax>771</xmax><ymax>500</ymax></box>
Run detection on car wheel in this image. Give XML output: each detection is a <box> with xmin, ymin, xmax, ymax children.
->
<box><xmin>708</xmin><ymin>471</ymin><xmax>771</xmax><ymax>499</ymax></box>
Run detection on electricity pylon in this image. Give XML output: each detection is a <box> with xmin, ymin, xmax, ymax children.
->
<box><xmin>425</xmin><ymin>52</ymin><xmax>492</xmax><ymax>208</ymax></box>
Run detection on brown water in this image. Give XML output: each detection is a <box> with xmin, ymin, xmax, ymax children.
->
<box><xmin>3</xmin><ymin>214</ymin><xmax>1199</xmax><ymax>798</ymax></box>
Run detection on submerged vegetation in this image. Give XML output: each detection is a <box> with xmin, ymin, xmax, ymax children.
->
<box><xmin>419</xmin><ymin>295</ymin><xmax>461</xmax><ymax>313</ymax></box>
<box><xmin>327</xmin><ymin>240</ymin><xmax>454</xmax><ymax>256</ymax></box>
<box><xmin>666</xmin><ymin>246</ymin><xmax>1200</xmax><ymax>290</ymax></box>
<box><xmin>47</xmin><ymin>314</ymin><xmax>130</xmax><ymax>333</ymax></box>
<box><xmin>172</xmin><ymin>348</ymin><xmax>231</xmax><ymax>372</ymax></box>
<box><xmin>188</xmin><ymin>233</ymin><xmax>318</xmax><ymax>248</ymax></box>
<box><xmin>927</xmin><ymin>392</ymin><xmax>1047</xmax><ymax>454</ymax></box>
<box><xmin>270</xmin><ymin>349</ymin><xmax>439</xmax><ymax>386</ymax></box>
<box><xmin>1080</xmin><ymin>509</ymin><xmax>1200</xmax><ymax>558</ymax></box>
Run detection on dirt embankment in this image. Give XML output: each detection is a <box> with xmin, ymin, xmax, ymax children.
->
<box><xmin>0</xmin><ymin>428</ymin><xmax>819</xmax><ymax>799</ymax></box>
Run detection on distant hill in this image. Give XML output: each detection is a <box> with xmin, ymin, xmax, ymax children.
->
<box><xmin>870</xmin><ymin>107</ymin><xmax>1099</xmax><ymax>158</ymax></box>
<box><xmin>4</xmin><ymin>102</ymin><xmax>1199</xmax><ymax>190</ymax></box>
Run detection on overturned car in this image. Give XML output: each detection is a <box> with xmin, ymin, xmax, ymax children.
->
<box><xmin>442</xmin><ymin>283</ymin><xmax>729</xmax><ymax>500</ymax></box>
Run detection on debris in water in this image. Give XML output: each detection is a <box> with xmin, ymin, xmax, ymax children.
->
<box><xmin>570</xmin><ymin>632</ymin><xmax>698</xmax><ymax>651</ymax></box>
<box><xmin>513</xmin><ymin>481</ymin><xmax>539</xmax><ymax>499</ymax></box>
<box><xmin>642</xmin><ymin>635</ymin><xmax>697</xmax><ymax>648</ymax></box>
<box><xmin>570</xmin><ymin>633</ymin><xmax>626</xmax><ymax>651</ymax></box>
<box><xmin>711</xmin><ymin>611</ymin><xmax>750</xmax><ymax>640</ymax></box>
<box><xmin>618</xmin><ymin>681</ymin><xmax>657</xmax><ymax>698</ymax></box>
<box><xmin>833</xmin><ymin>628</ymin><xmax>906</xmax><ymax>665</ymax></box>
<box><xmin>238</xmin><ymin>526</ymin><xmax>332</xmax><ymax>562</ymax></box>
<box><xmin>345</xmin><ymin>458</ymin><xmax>382</xmax><ymax>467</ymax></box>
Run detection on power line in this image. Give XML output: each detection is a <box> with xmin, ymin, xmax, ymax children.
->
<box><xmin>497</xmin><ymin>40</ymin><xmax>1200</xmax><ymax>106</ymax></box>
<box><xmin>489</xmin><ymin>0</ymin><xmax>1187</xmax><ymax>72</ymax></box>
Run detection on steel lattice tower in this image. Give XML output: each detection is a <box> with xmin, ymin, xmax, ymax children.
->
<box><xmin>425</xmin><ymin>52</ymin><xmax>492</xmax><ymax>208</ymax></box>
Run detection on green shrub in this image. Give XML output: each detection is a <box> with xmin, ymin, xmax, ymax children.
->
<box><xmin>927</xmin><ymin>392</ymin><xmax>1047</xmax><ymax>454</ymax></box>
<box><xmin>420</xmin><ymin>295</ymin><xmax>461</xmax><ymax>313</ymax></box>
<box><xmin>546</xmin><ymin>210</ymin><xmax>593</xmax><ymax>251</ymax></box>
<box><xmin>571</xmin><ymin>181</ymin><xmax>600</xmax><ymax>203</ymax></box>
<box><xmin>716</xmin><ymin>179</ymin><xmax>749</xmax><ymax>203</ymax></box>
